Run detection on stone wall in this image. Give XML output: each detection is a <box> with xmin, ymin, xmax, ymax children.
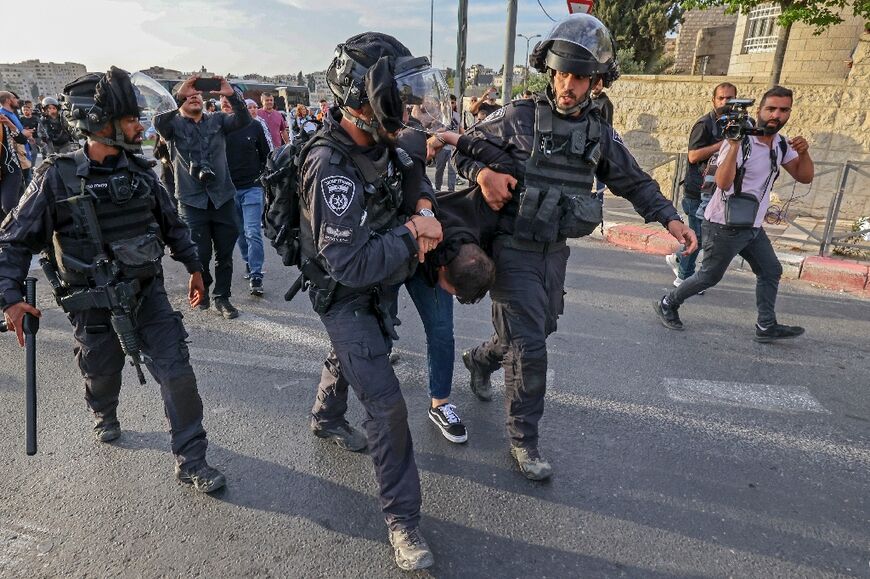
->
<box><xmin>674</xmin><ymin>8</ymin><xmax>738</xmax><ymax>74</ymax></box>
<box><xmin>606</xmin><ymin>33</ymin><xmax>870</xmax><ymax>219</ymax></box>
<box><xmin>728</xmin><ymin>11</ymin><xmax>864</xmax><ymax>82</ymax></box>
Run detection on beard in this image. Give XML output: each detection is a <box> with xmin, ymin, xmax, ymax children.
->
<box><xmin>759</xmin><ymin>117</ymin><xmax>785</xmax><ymax>134</ymax></box>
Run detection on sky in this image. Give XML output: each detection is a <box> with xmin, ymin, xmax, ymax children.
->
<box><xmin>6</xmin><ymin>0</ymin><xmax>575</xmax><ymax>76</ymax></box>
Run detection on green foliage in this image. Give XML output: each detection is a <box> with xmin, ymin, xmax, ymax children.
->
<box><xmin>509</xmin><ymin>73</ymin><xmax>550</xmax><ymax>96</ymax></box>
<box><xmin>617</xmin><ymin>47</ymin><xmax>647</xmax><ymax>74</ymax></box>
<box><xmin>594</xmin><ymin>1</ymin><xmax>684</xmax><ymax>73</ymax></box>
<box><xmin>678</xmin><ymin>0</ymin><xmax>870</xmax><ymax>33</ymax></box>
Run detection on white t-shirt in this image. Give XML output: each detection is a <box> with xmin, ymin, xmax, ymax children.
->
<box><xmin>705</xmin><ymin>135</ymin><xmax>798</xmax><ymax>228</ymax></box>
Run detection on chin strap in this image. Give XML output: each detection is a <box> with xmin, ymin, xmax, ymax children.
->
<box><xmin>341</xmin><ymin>107</ymin><xmax>383</xmax><ymax>143</ymax></box>
<box><xmin>88</xmin><ymin>120</ymin><xmax>142</xmax><ymax>154</ymax></box>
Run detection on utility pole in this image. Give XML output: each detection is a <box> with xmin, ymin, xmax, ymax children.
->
<box><xmin>501</xmin><ymin>0</ymin><xmax>517</xmax><ymax>104</ymax></box>
<box><xmin>429</xmin><ymin>0</ymin><xmax>434</xmax><ymax>63</ymax></box>
<box><xmin>455</xmin><ymin>0</ymin><xmax>468</xmax><ymax>119</ymax></box>
<box><xmin>517</xmin><ymin>33</ymin><xmax>541</xmax><ymax>90</ymax></box>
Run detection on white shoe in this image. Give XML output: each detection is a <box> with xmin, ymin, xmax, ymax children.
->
<box><xmin>665</xmin><ymin>254</ymin><xmax>680</xmax><ymax>277</ymax></box>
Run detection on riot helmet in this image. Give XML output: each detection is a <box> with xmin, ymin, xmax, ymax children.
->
<box><xmin>41</xmin><ymin>96</ymin><xmax>59</xmax><ymax>108</ymax></box>
<box><xmin>530</xmin><ymin>14</ymin><xmax>620</xmax><ymax>115</ymax></box>
<box><xmin>61</xmin><ymin>66</ymin><xmax>144</xmax><ymax>152</ymax></box>
<box><xmin>326</xmin><ymin>32</ymin><xmax>449</xmax><ymax>142</ymax></box>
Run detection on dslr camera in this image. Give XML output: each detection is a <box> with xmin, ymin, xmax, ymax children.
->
<box><xmin>717</xmin><ymin>98</ymin><xmax>766</xmax><ymax>140</ymax></box>
<box><xmin>190</xmin><ymin>162</ymin><xmax>216</xmax><ymax>183</ymax></box>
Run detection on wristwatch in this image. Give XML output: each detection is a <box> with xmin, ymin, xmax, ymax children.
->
<box><xmin>418</xmin><ymin>208</ymin><xmax>435</xmax><ymax>218</ymax></box>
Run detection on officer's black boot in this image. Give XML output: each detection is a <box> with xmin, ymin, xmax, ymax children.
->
<box><xmin>510</xmin><ymin>446</ymin><xmax>553</xmax><ymax>481</ymax></box>
<box><xmin>175</xmin><ymin>460</ymin><xmax>226</xmax><ymax>493</ymax></box>
<box><xmin>389</xmin><ymin>526</ymin><xmax>434</xmax><ymax>571</ymax></box>
<box><xmin>93</xmin><ymin>414</ymin><xmax>121</xmax><ymax>443</ymax></box>
<box><xmin>462</xmin><ymin>349</ymin><xmax>493</xmax><ymax>401</ymax></box>
<box><xmin>310</xmin><ymin>417</ymin><xmax>367</xmax><ymax>452</ymax></box>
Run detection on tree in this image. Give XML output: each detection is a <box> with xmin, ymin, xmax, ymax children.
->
<box><xmin>679</xmin><ymin>0</ymin><xmax>870</xmax><ymax>85</ymax></box>
<box><xmin>296</xmin><ymin>71</ymin><xmax>304</xmax><ymax>86</ymax></box>
<box><xmin>593</xmin><ymin>0</ymin><xmax>683</xmax><ymax>73</ymax></box>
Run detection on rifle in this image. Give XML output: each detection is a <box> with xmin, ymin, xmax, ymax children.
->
<box><xmin>0</xmin><ymin>277</ymin><xmax>39</xmax><ymax>455</ymax></box>
<box><xmin>57</xmin><ymin>193</ymin><xmax>151</xmax><ymax>385</ymax></box>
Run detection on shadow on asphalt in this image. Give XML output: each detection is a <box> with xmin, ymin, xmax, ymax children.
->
<box><xmin>109</xmin><ymin>431</ymin><xmax>694</xmax><ymax>577</ymax></box>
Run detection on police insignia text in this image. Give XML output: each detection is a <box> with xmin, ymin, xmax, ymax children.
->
<box><xmin>321</xmin><ymin>176</ymin><xmax>356</xmax><ymax>217</ymax></box>
<box><xmin>321</xmin><ymin>223</ymin><xmax>354</xmax><ymax>245</ymax></box>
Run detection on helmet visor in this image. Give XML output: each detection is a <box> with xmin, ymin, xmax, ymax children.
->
<box><xmin>397</xmin><ymin>67</ymin><xmax>452</xmax><ymax>131</ymax></box>
<box><xmin>541</xmin><ymin>13</ymin><xmax>615</xmax><ymax>65</ymax></box>
<box><xmin>132</xmin><ymin>71</ymin><xmax>177</xmax><ymax>118</ymax></box>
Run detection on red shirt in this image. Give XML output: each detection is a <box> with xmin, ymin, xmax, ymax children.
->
<box><xmin>258</xmin><ymin>108</ymin><xmax>288</xmax><ymax>148</ymax></box>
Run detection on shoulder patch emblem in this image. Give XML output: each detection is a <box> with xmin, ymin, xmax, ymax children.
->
<box><xmin>612</xmin><ymin>130</ymin><xmax>625</xmax><ymax>147</ymax></box>
<box><xmin>320</xmin><ymin>175</ymin><xmax>356</xmax><ymax>217</ymax></box>
<box><xmin>320</xmin><ymin>222</ymin><xmax>354</xmax><ymax>245</ymax></box>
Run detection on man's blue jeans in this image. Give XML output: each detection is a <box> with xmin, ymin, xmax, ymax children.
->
<box><xmin>235</xmin><ymin>186</ymin><xmax>265</xmax><ymax>279</ymax></box>
<box><xmin>404</xmin><ymin>269</ymin><xmax>455</xmax><ymax>401</ymax></box>
<box><xmin>675</xmin><ymin>196</ymin><xmax>703</xmax><ymax>280</ymax></box>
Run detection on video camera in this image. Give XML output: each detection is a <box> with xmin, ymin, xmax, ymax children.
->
<box><xmin>717</xmin><ymin>98</ymin><xmax>767</xmax><ymax>140</ymax></box>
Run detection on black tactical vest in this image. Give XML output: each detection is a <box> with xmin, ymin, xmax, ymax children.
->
<box><xmin>514</xmin><ymin>99</ymin><xmax>603</xmax><ymax>244</ymax></box>
<box><xmin>299</xmin><ymin>129</ymin><xmax>409</xmax><ymax>285</ymax></box>
<box><xmin>49</xmin><ymin>150</ymin><xmax>163</xmax><ymax>286</ymax></box>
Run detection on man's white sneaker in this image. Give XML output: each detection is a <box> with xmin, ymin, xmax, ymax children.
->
<box><xmin>665</xmin><ymin>254</ymin><xmax>680</xmax><ymax>277</ymax></box>
<box><xmin>428</xmin><ymin>404</ymin><xmax>468</xmax><ymax>443</ymax></box>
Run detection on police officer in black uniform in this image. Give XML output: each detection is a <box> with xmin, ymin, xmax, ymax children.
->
<box><xmin>454</xmin><ymin>14</ymin><xmax>697</xmax><ymax>481</ymax></box>
<box><xmin>0</xmin><ymin>67</ymin><xmax>225</xmax><ymax>493</ymax></box>
<box><xmin>297</xmin><ymin>34</ymin><xmax>442</xmax><ymax>571</ymax></box>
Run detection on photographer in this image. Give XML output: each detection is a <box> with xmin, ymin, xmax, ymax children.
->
<box><xmin>655</xmin><ymin>86</ymin><xmax>814</xmax><ymax>342</ymax></box>
<box><xmin>666</xmin><ymin>82</ymin><xmax>736</xmax><ymax>287</ymax></box>
<box><xmin>154</xmin><ymin>75</ymin><xmax>251</xmax><ymax>319</ymax></box>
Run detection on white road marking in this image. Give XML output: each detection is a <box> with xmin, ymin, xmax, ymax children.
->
<box><xmin>665</xmin><ymin>378</ymin><xmax>829</xmax><ymax>414</ymax></box>
<box><xmin>0</xmin><ymin>521</ymin><xmax>56</xmax><ymax>573</ymax></box>
<box><xmin>548</xmin><ymin>391</ymin><xmax>870</xmax><ymax>468</ymax></box>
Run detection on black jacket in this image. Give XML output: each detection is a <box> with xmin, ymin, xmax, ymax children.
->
<box><xmin>154</xmin><ymin>92</ymin><xmax>251</xmax><ymax>210</ymax></box>
<box><xmin>225</xmin><ymin>120</ymin><xmax>270</xmax><ymax>190</ymax></box>
<box><xmin>0</xmin><ymin>147</ymin><xmax>201</xmax><ymax>310</ymax></box>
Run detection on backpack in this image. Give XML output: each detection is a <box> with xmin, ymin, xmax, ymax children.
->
<box><xmin>261</xmin><ymin>136</ymin><xmax>315</xmax><ymax>268</ymax></box>
<box><xmin>260</xmin><ymin>128</ymin><xmax>408</xmax><ymax>270</ymax></box>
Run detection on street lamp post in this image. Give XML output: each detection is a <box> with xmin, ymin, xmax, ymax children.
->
<box><xmin>517</xmin><ymin>33</ymin><xmax>541</xmax><ymax>90</ymax></box>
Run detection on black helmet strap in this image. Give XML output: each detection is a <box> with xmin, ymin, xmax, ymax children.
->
<box><xmin>88</xmin><ymin>119</ymin><xmax>142</xmax><ymax>154</ymax></box>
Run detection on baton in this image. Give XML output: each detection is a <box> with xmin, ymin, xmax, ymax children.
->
<box><xmin>0</xmin><ymin>279</ymin><xmax>38</xmax><ymax>454</ymax></box>
<box><xmin>23</xmin><ymin>278</ymin><xmax>38</xmax><ymax>456</ymax></box>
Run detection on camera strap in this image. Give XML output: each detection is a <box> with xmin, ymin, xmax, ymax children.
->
<box><xmin>731</xmin><ymin>135</ymin><xmax>785</xmax><ymax>200</ymax></box>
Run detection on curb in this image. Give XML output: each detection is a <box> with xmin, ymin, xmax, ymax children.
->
<box><xmin>603</xmin><ymin>223</ymin><xmax>870</xmax><ymax>297</ymax></box>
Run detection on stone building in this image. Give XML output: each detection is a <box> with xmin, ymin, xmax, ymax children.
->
<box><xmin>672</xmin><ymin>7</ymin><xmax>738</xmax><ymax>75</ymax></box>
<box><xmin>0</xmin><ymin>60</ymin><xmax>87</xmax><ymax>101</ymax></box>
<box><xmin>727</xmin><ymin>7</ymin><xmax>865</xmax><ymax>81</ymax></box>
<box><xmin>675</xmin><ymin>4</ymin><xmax>865</xmax><ymax>82</ymax></box>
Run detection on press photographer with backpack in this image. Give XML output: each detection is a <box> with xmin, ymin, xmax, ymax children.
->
<box><xmin>655</xmin><ymin>85</ymin><xmax>815</xmax><ymax>342</ymax></box>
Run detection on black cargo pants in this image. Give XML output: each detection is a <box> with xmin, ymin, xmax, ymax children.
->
<box><xmin>468</xmin><ymin>238</ymin><xmax>570</xmax><ymax>449</ymax></box>
<box><xmin>69</xmin><ymin>277</ymin><xmax>208</xmax><ymax>467</ymax></box>
<box><xmin>310</xmin><ymin>288</ymin><xmax>422</xmax><ymax>531</ymax></box>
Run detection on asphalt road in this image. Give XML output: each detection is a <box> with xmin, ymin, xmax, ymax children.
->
<box><xmin>1</xmin><ymin>238</ymin><xmax>868</xmax><ymax>578</ymax></box>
